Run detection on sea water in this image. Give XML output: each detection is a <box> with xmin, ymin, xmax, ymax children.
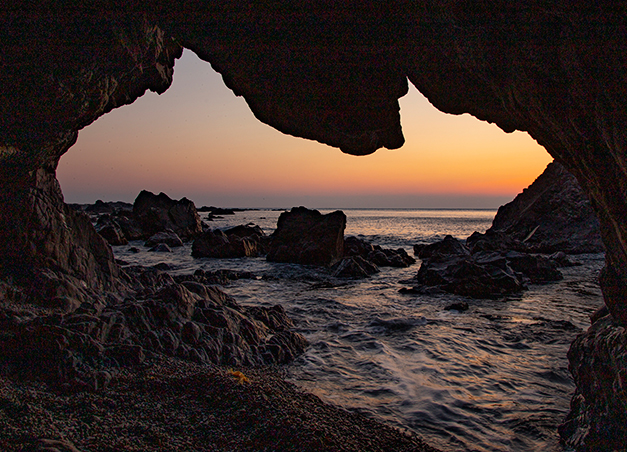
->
<box><xmin>112</xmin><ymin>209</ymin><xmax>604</xmax><ymax>452</ymax></box>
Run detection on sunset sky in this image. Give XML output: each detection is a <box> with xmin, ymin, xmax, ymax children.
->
<box><xmin>57</xmin><ymin>50</ymin><xmax>553</xmax><ymax>209</ymax></box>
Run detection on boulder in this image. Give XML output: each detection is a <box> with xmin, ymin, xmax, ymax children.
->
<box><xmin>132</xmin><ymin>190</ymin><xmax>203</xmax><ymax>240</ymax></box>
<box><xmin>267</xmin><ymin>207</ymin><xmax>346</xmax><ymax>266</ymax></box>
<box><xmin>144</xmin><ymin>230</ymin><xmax>184</xmax><ymax>248</ymax></box>
<box><xmin>488</xmin><ymin>162</ymin><xmax>603</xmax><ymax>254</ymax></box>
<box><xmin>332</xmin><ymin>256</ymin><xmax>380</xmax><ymax>278</ymax></box>
<box><xmin>192</xmin><ymin>228</ymin><xmax>264</xmax><ymax>258</ymax></box>
<box><xmin>407</xmin><ymin>235</ymin><xmax>562</xmax><ymax>299</ymax></box>
<box><xmin>95</xmin><ymin>214</ymin><xmax>128</xmax><ymax>246</ymax></box>
<box><xmin>345</xmin><ymin>236</ymin><xmax>415</xmax><ymax>268</ymax></box>
<box><xmin>559</xmin><ymin>315</ymin><xmax>627</xmax><ymax>450</ymax></box>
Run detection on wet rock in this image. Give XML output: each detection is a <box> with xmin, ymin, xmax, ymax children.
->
<box><xmin>444</xmin><ymin>301</ymin><xmax>469</xmax><ymax>311</ymax></box>
<box><xmin>148</xmin><ymin>243</ymin><xmax>172</xmax><ymax>253</ymax></box>
<box><xmin>246</xmin><ymin>305</ymin><xmax>294</xmax><ymax>332</ymax></box>
<box><xmin>559</xmin><ymin>316</ymin><xmax>627</xmax><ymax>450</ymax></box>
<box><xmin>489</xmin><ymin>162</ymin><xmax>603</xmax><ymax>254</ymax></box>
<box><xmin>95</xmin><ymin>214</ymin><xmax>128</xmax><ymax>246</ymax></box>
<box><xmin>332</xmin><ymin>256</ymin><xmax>379</xmax><ymax>278</ymax></box>
<box><xmin>192</xmin><ymin>228</ymin><xmax>264</xmax><ymax>258</ymax></box>
<box><xmin>409</xmin><ymin>235</ymin><xmax>563</xmax><ymax>299</ymax></box>
<box><xmin>267</xmin><ymin>207</ymin><xmax>346</xmax><ymax>266</ymax></box>
<box><xmin>504</xmin><ymin>251</ymin><xmax>563</xmax><ymax>284</ymax></box>
<box><xmin>133</xmin><ymin>190</ymin><xmax>203</xmax><ymax>240</ymax></box>
<box><xmin>345</xmin><ymin>236</ymin><xmax>415</xmax><ymax>268</ymax></box>
<box><xmin>144</xmin><ymin>230</ymin><xmax>184</xmax><ymax>248</ymax></box>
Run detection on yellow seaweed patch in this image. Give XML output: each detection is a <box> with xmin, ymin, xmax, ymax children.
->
<box><xmin>228</xmin><ymin>369</ymin><xmax>250</xmax><ymax>384</ymax></box>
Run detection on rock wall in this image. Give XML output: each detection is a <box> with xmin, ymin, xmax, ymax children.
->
<box><xmin>1</xmin><ymin>3</ymin><xmax>627</xmax><ymax>450</ymax></box>
<box><xmin>488</xmin><ymin>161</ymin><xmax>603</xmax><ymax>254</ymax></box>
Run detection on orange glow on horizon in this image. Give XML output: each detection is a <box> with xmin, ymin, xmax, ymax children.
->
<box><xmin>57</xmin><ymin>50</ymin><xmax>552</xmax><ymax>208</ymax></box>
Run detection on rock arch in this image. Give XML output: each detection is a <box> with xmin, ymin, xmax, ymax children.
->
<box><xmin>1</xmin><ymin>3</ymin><xmax>626</xmax><ymax>449</ymax></box>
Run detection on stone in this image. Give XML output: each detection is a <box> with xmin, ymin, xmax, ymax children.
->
<box><xmin>148</xmin><ymin>243</ymin><xmax>172</xmax><ymax>253</ymax></box>
<box><xmin>95</xmin><ymin>214</ymin><xmax>128</xmax><ymax>246</ymax></box>
<box><xmin>444</xmin><ymin>301</ymin><xmax>469</xmax><ymax>312</ymax></box>
<box><xmin>488</xmin><ymin>162</ymin><xmax>603</xmax><ymax>254</ymax></box>
<box><xmin>133</xmin><ymin>190</ymin><xmax>203</xmax><ymax>240</ymax></box>
<box><xmin>559</xmin><ymin>316</ymin><xmax>627</xmax><ymax>450</ymax></box>
<box><xmin>3</xmin><ymin>6</ymin><xmax>627</xmax><ymax>444</ymax></box>
<box><xmin>344</xmin><ymin>236</ymin><xmax>415</xmax><ymax>268</ymax></box>
<box><xmin>332</xmin><ymin>256</ymin><xmax>379</xmax><ymax>278</ymax></box>
<box><xmin>192</xmin><ymin>226</ymin><xmax>265</xmax><ymax>259</ymax></box>
<box><xmin>267</xmin><ymin>207</ymin><xmax>346</xmax><ymax>266</ymax></box>
<box><xmin>144</xmin><ymin>230</ymin><xmax>184</xmax><ymax>248</ymax></box>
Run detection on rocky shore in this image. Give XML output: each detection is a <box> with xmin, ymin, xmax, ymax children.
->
<box><xmin>0</xmin><ymin>192</ymin><xmax>437</xmax><ymax>452</ymax></box>
<box><xmin>0</xmin><ymin>355</ymin><xmax>439</xmax><ymax>452</ymax></box>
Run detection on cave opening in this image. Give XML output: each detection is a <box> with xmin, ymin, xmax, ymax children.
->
<box><xmin>56</xmin><ymin>49</ymin><xmax>551</xmax><ymax>210</ymax></box>
<box><xmin>50</xmin><ymin>49</ymin><xmax>603</xmax><ymax>452</ymax></box>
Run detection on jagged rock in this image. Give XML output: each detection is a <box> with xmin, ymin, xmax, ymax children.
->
<box><xmin>332</xmin><ymin>256</ymin><xmax>380</xmax><ymax>278</ymax></box>
<box><xmin>148</xmin><ymin>243</ymin><xmax>172</xmax><ymax>253</ymax></box>
<box><xmin>408</xmin><ymin>235</ymin><xmax>562</xmax><ymax>299</ymax></box>
<box><xmin>345</xmin><ymin>236</ymin><xmax>415</xmax><ymax>268</ymax></box>
<box><xmin>488</xmin><ymin>162</ymin><xmax>603</xmax><ymax>254</ymax></box>
<box><xmin>85</xmin><ymin>200</ymin><xmax>133</xmax><ymax>215</ymax></box>
<box><xmin>0</xmin><ymin>267</ymin><xmax>306</xmax><ymax>388</ymax></box>
<box><xmin>559</xmin><ymin>315</ymin><xmax>627</xmax><ymax>450</ymax></box>
<box><xmin>133</xmin><ymin>190</ymin><xmax>203</xmax><ymax>240</ymax></box>
<box><xmin>2</xmin><ymin>6</ymin><xmax>627</xmax><ymax>446</ymax></box>
<box><xmin>95</xmin><ymin>214</ymin><xmax>128</xmax><ymax>246</ymax></box>
<box><xmin>144</xmin><ymin>230</ymin><xmax>184</xmax><ymax>248</ymax></box>
<box><xmin>414</xmin><ymin>235</ymin><xmax>471</xmax><ymax>260</ymax></box>
<box><xmin>267</xmin><ymin>207</ymin><xmax>346</xmax><ymax>266</ymax></box>
<box><xmin>191</xmin><ymin>228</ymin><xmax>264</xmax><ymax>258</ymax></box>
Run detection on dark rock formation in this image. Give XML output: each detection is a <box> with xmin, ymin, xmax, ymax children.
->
<box><xmin>0</xmin><ymin>265</ymin><xmax>307</xmax><ymax>390</ymax></box>
<box><xmin>267</xmin><ymin>207</ymin><xmax>346</xmax><ymax>266</ymax></box>
<box><xmin>192</xmin><ymin>225</ymin><xmax>266</xmax><ymax>258</ymax></box>
<box><xmin>2</xmin><ymin>4</ymin><xmax>627</xmax><ymax>449</ymax></box>
<box><xmin>488</xmin><ymin>162</ymin><xmax>603</xmax><ymax>254</ymax></box>
<box><xmin>95</xmin><ymin>214</ymin><xmax>129</xmax><ymax>246</ymax></box>
<box><xmin>407</xmin><ymin>235</ymin><xmax>562</xmax><ymax>298</ymax></box>
<box><xmin>133</xmin><ymin>190</ymin><xmax>203</xmax><ymax>240</ymax></box>
<box><xmin>332</xmin><ymin>256</ymin><xmax>380</xmax><ymax>278</ymax></box>
<box><xmin>344</xmin><ymin>236</ymin><xmax>416</xmax><ymax>268</ymax></box>
<box><xmin>144</xmin><ymin>230</ymin><xmax>184</xmax><ymax>248</ymax></box>
<box><xmin>559</xmin><ymin>315</ymin><xmax>627</xmax><ymax>451</ymax></box>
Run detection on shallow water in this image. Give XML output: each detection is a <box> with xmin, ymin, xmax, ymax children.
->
<box><xmin>113</xmin><ymin>209</ymin><xmax>604</xmax><ymax>452</ymax></box>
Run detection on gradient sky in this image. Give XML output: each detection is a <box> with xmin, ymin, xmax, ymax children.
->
<box><xmin>57</xmin><ymin>50</ymin><xmax>553</xmax><ymax>209</ymax></box>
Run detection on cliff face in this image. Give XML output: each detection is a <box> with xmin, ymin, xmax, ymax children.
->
<box><xmin>1</xmin><ymin>3</ymin><xmax>626</xmax><ymax>450</ymax></box>
<box><xmin>489</xmin><ymin>161</ymin><xmax>603</xmax><ymax>254</ymax></box>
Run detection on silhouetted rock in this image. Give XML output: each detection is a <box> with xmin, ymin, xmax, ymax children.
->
<box><xmin>345</xmin><ymin>236</ymin><xmax>415</xmax><ymax>268</ymax></box>
<box><xmin>192</xmin><ymin>226</ymin><xmax>265</xmax><ymax>259</ymax></box>
<box><xmin>559</xmin><ymin>315</ymin><xmax>627</xmax><ymax>451</ymax></box>
<box><xmin>0</xmin><ymin>265</ymin><xmax>306</xmax><ymax>390</ymax></box>
<box><xmin>144</xmin><ymin>230</ymin><xmax>184</xmax><ymax>248</ymax></box>
<box><xmin>148</xmin><ymin>243</ymin><xmax>172</xmax><ymax>253</ymax></box>
<box><xmin>133</xmin><ymin>190</ymin><xmax>203</xmax><ymax>240</ymax></box>
<box><xmin>267</xmin><ymin>207</ymin><xmax>346</xmax><ymax>266</ymax></box>
<box><xmin>407</xmin><ymin>235</ymin><xmax>563</xmax><ymax>299</ymax></box>
<box><xmin>95</xmin><ymin>214</ymin><xmax>128</xmax><ymax>246</ymax></box>
<box><xmin>85</xmin><ymin>200</ymin><xmax>133</xmax><ymax>215</ymax></box>
<box><xmin>332</xmin><ymin>256</ymin><xmax>379</xmax><ymax>278</ymax></box>
<box><xmin>489</xmin><ymin>162</ymin><xmax>603</xmax><ymax>254</ymax></box>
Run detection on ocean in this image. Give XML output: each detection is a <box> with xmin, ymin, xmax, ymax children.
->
<box><xmin>112</xmin><ymin>208</ymin><xmax>604</xmax><ymax>452</ymax></box>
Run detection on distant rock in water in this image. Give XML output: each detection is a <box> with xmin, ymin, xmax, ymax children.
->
<box><xmin>267</xmin><ymin>207</ymin><xmax>346</xmax><ymax>266</ymax></box>
<box><xmin>345</xmin><ymin>236</ymin><xmax>415</xmax><ymax>268</ymax></box>
<box><xmin>406</xmin><ymin>235</ymin><xmax>563</xmax><ymax>299</ymax></box>
<box><xmin>133</xmin><ymin>190</ymin><xmax>203</xmax><ymax>240</ymax></box>
<box><xmin>192</xmin><ymin>225</ymin><xmax>266</xmax><ymax>259</ymax></box>
<box><xmin>488</xmin><ymin>161</ymin><xmax>603</xmax><ymax>254</ymax></box>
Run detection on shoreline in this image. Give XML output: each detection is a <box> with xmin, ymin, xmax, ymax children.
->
<box><xmin>0</xmin><ymin>355</ymin><xmax>441</xmax><ymax>452</ymax></box>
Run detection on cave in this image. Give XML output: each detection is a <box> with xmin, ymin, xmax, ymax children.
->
<box><xmin>1</xmin><ymin>3</ymin><xmax>626</xmax><ymax>451</ymax></box>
